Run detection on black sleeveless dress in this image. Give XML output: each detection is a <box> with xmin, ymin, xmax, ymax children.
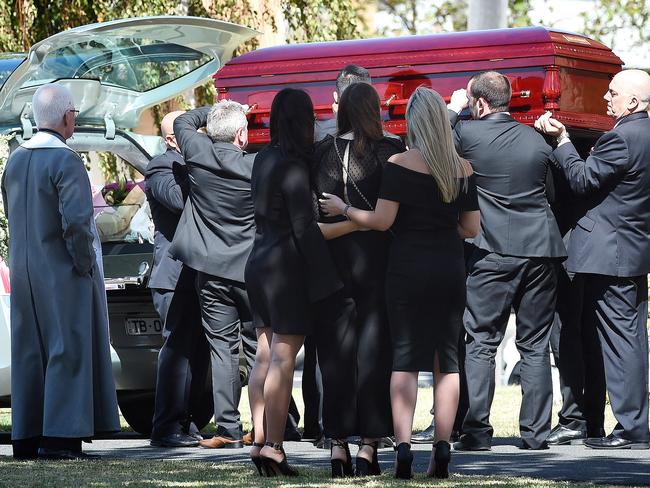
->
<box><xmin>379</xmin><ymin>162</ymin><xmax>479</xmax><ymax>372</ymax></box>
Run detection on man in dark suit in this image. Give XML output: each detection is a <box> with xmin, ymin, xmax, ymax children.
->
<box><xmin>535</xmin><ymin>69</ymin><xmax>650</xmax><ymax>449</ymax></box>
<box><xmin>448</xmin><ymin>71</ymin><xmax>567</xmax><ymax>451</ymax></box>
<box><xmin>146</xmin><ymin>111</ymin><xmax>209</xmax><ymax>448</ymax></box>
<box><xmin>546</xmin><ymin>173</ymin><xmax>607</xmax><ymax>446</ymax></box>
<box><xmin>170</xmin><ymin>101</ymin><xmax>256</xmax><ymax>449</ymax></box>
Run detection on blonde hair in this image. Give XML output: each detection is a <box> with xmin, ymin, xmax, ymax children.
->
<box><xmin>406</xmin><ymin>87</ymin><xmax>469</xmax><ymax>203</ymax></box>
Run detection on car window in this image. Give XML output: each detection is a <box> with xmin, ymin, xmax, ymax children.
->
<box><xmin>22</xmin><ymin>38</ymin><xmax>210</xmax><ymax>92</ymax></box>
<box><xmin>0</xmin><ymin>54</ymin><xmax>26</xmax><ymax>89</ymax></box>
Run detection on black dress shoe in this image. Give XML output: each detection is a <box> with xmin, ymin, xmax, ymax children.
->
<box><xmin>412</xmin><ymin>422</ymin><xmax>435</xmax><ymax>444</ymax></box>
<box><xmin>284</xmin><ymin>427</ymin><xmax>302</xmax><ymax>442</ymax></box>
<box><xmin>150</xmin><ymin>433</ymin><xmax>200</xmax><ymax>448</ymax></box>
<box><xmin>519</xmin><ymin>440</ymin><xmax>549</xmax><ymax>450</ymax></box>
<box><xmin>187</xmin><ymin>431</ymin><xmax>204</xmax><ymax>442</ymax></box>
<box><xmin>313</xmin><ymin>435</ymin><xmax>331</xmax><ymax>449</ymax></box>
<box><xmin>584</xmin><ymin>434</ymin><xmax>650</xmax><ymax>450</ymax></box>
<box><xmin>38</xmin><ymin>448</ymin><xmax>100</xmax><ymax>460</ymax></box>
<box><xmin>379</xmin><ymin>436</ymin><xmax>395</xmax><ymax>449</ymax></box>
<box><xmin>301</xmin><ymin>429</ymin><xmax>322</xmax><ymax>442</ymax></box>
<box><xmin>547</xmin><ymin>425</ymin><xmax>587</xmax><ymax>445</ymax></box>
<box><xmin>453</xmin><ymin>440</ymin><xmax>491</xmax><ymax>451</ymax></box>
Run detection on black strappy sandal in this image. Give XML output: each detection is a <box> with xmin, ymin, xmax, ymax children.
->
<box><xmin>259</xmin><ymin>442</ymin><xmax>299</xmax><ymax>477</ymax></box>
<box><xmin>250</xmin><ymin>441</ymin><xmax>265</xmax><ymax>476</ymax></box>
<box><xmin>356</xmin><ymin>440</ymin><xmax>381</xmax><ymax>476</ymax></box>
<box><xmin>330</xmin><ymin>439</ymin><xmax>354</xmax><ymax>478</ymax></box>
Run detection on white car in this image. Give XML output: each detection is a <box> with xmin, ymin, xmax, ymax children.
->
<box><xmin>0</xmin><ymin>16</ymin><xmax>256</xmax><ymax>434</ymax></box>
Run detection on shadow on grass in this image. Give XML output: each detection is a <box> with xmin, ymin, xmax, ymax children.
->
<box><xmin>0</xmin><ymin>457</ymin><xmax>630</xmax><ymax>488</ymax></box>
<box><xmin>2</xmin><ymin>436</ymin><xmax>650</xmax><ymax>487</ymax></box>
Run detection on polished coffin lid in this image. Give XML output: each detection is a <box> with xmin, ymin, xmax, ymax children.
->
<box><xmin>214</xmin><ymin>27</ymin><xmax>623</xmax><ymax>144</ymax></box>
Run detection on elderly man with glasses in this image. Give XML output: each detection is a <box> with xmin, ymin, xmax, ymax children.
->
<box><xmin>2</xmin><ymin>83</ymin><xmax>120</xmax><ymax>460</ymax></box>
<box><xmin>536</xmin><ymin>69</ymin><xmax>650</xmax><ymax>450</ymax></box>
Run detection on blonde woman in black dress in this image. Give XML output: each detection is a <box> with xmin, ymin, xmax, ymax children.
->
<box><xmin>320</xmin><ymin>86</ymin><xmax>480</xmax><ymax>479</ymax></box>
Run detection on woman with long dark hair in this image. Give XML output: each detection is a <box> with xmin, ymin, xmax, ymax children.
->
<box><xmin>311</xmin><ymin>82</ymin><xmax>404</xmax><ymax>477</ymax></box>
<box><xmin>320</xmin><ymin>86</ymin><xmax>480</xmax><ymax>479</ymax></box>
<box><xmin>244</xmin><ymin>88</ymin><xmax>343</xmax><ymax>477</ymax></box>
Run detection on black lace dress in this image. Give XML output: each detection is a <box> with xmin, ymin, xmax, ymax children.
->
<box><xmin>310</xmin><ymin>134</ymin><xmax>405</xmax><ymax>439</ymax></box>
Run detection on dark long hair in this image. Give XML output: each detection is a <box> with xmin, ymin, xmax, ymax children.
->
<box><xmin>336</xmin><ymin>82</ymin><xmax>383</xmax><ymax>158</ymax></box>
<box><xmin>269</xmin><ymin>88</ymin><xmax>314</xmax><ymax>159</ymax></box>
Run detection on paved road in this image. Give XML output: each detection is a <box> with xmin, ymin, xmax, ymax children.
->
<box><xmin>2</xmin><ymin>434</ymin><xmax>649</xmax><ymax>485</ymax></box>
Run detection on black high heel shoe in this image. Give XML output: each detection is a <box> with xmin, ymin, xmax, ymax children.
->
<box><xmin>250</xmin><ymin>441</ymin><xmax>265</xmax><ymax>476</ymax></box>
<box><xmin>432</xmin><ymin>440</ymin><xmax>451</xmax><ymax>478</ymax></box>
<box><xmin>356</xmin><ymin>441</ymin><xmax>381</xmax><ymax>476</ymax></box>
<box><xmin>330</xmin><ymin>439</ymin><xmax>354</xmax><ymax>478</ymax></box>
<box><xmin>259</xmin><ymin>442</ymin><xmax>299</xmax><ymax>477</ymax></box>
<box><xmin>394</xmin><ymin>442</ymin><xmax>413</xmax><ymax>479</ymax></box>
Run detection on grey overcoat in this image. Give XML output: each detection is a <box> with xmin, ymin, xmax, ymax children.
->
<box><xmin>1</xmin><ymin>130</ymin><xmax>120</xmax><ymax>440</ymax></box>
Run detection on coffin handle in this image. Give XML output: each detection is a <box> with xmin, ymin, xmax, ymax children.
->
<box><xmin>543</xmin><ymin>66</ymin><xmax>561</xmax><ymax>111</ymax></box>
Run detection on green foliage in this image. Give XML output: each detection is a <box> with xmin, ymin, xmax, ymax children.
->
<box><xmin>282</xmin><ymin>0</ymin><xmax>360</xmax><ymax>42</ymax></box>
<box><xmin>580</xmin><ymin>0</ymin><xmax>650</xmax><ymax>49</ymax></box>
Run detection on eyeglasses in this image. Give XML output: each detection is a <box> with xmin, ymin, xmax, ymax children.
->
<box><xmin>68</xmin><ymin>109</ymin><xmax>80</xmax><ymax>116</ymax></box>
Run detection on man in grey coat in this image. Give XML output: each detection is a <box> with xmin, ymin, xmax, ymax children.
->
<box><xmin>2</xmin><ymin>83</ymin><xmax>120</xmax><ymax>460</ymax></box>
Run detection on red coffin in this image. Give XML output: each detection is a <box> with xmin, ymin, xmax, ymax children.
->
<box><xmin>213</xmin><ymin>26</ymin><xmax>623</xmax><ymax>146</ymax></box>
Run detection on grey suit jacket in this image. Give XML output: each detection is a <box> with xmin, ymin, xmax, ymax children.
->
<box><xmin>451</xmin><ymin>111</ymin><xmax>566</xmax><ymax>259</ymax></box>
<box><xmin>170</xmin><ymin>108</ymin><xmax>255</xmax><ymax>282</ymax></box>
<box><xmin>145</xmin><ymin>148</ymin><xmax>194</xmax><ymax>290</ymax></box>
<box><xmin>552</xmin><ymin>111</ymin><xmax>650</xmax><ymax>277</ymax></box>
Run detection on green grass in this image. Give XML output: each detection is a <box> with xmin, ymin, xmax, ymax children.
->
<box><xmin>0</xmin><ymin>386</ymin><xmax>620</xmax><ymax>488</ymax></box>
<box><xmin>0</xmin><ymin>385</ymin><xmax>618</xmax><ymax>436</ymax></box>
<box><xmin>0</xmin><ymin>460</ymin><xmax>625</xmax><ymax>488</ymax></box>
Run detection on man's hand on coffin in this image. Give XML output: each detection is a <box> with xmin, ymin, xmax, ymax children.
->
<box><xmin>448</xmin><ymin>88</ymin><xmax>469</xmax><ymax>114</ymax></box>
<box><xmin>535</xmin><ymin>111</ymin><xmax>567</xmax><ymax>137</ymax></box>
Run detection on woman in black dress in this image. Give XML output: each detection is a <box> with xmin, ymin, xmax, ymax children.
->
<box><xmin>320</xmin><ymin>86</ymin><xmax>480</xmax><ymax>479</ymax></box>
<box><xmin>244</xmin><ymin>89</ymin><xmax>343</xmax><ymax>476</ymax></box>
<box><xmin>311</xmin><ymin>82</ymin><xmax>404</xmax><ymax>477</ymax></box>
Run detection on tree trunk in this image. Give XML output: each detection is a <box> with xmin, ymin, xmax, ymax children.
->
<box><xmin>468</xmin><ymin>0</ymin><xmax>507</xmax><ymax>30</ymax></box>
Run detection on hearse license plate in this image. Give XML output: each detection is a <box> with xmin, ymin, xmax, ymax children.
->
<box><xmin>125</xmin><ymin>317</ymin><xmax>163</xmax><ymax>336</ymax></box>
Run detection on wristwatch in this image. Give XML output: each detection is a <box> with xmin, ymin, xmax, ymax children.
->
<box><xmin>556</xmin><ymin>131</ymin><xmax>570</xmax><ymax>146</ymax></box>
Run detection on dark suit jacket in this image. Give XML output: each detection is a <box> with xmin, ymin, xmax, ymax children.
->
<box><xmin>552</xmin><ymin>111</ymin><xmax>650</xmax><ymax>277</ymax></box>
<box><xmin>170</xmin><ymin>107</ymin><xmax>255</xmax><ymax>283</ymax></box>
<box><xmin>451</xmin><ymin>111</ymin><xmax>566</xmax><ymax>259</ymax></box>
<box><xmin>145</xmin><ymin>148</ymin><xmax>194</xmax><ymax>291</ymax></box>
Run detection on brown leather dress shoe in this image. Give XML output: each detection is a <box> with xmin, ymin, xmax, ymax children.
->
<box><xmin>199</xmin><ymin>436</ymin><xmax>244</xmax><ymax>449</ymax></box>
<box><xmin>242</xmin><ymin>432</ymin><xmax>254</xmax><ymax>445</ymax></box>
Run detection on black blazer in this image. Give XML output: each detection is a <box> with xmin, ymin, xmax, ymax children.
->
<box><xmin>451</xmin><ymin>111</ymin><xmax>566</xmax><ymax>259</ymax></box>
<box><xmin>145</xmin><ymin>148</ymin><xmax>193</xmax><ymax>290</ymax></box>
<box><xmin>170</xmin><ymin>108</ymin><xmax>255</xmax><ymax>283</ymax></box>
<box><xmin>553</xmin><ymin>111</ymin><xmax>650</xmax><ymax>277</ymax></box>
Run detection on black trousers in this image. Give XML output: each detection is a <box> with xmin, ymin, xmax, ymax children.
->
<box><xmin>462</xmin><ymin>251</ymin><xmax>556</xmax><ymax>449</ymax></box>
<box><xmin>315</xmin><ymin>288</ymin><xmax>393</xmax><ymax>439</ymax></box>
<box><xmin>151</xmin><ymin>273</ymin><xmax>209</xmax><ymax>438</ymax></box>
<box><xmin>314</xmin><ymin>233</ymin><xmax>393</xmax><ymax>439</ymax></box>
<box><xmin>301</xmin><ymin>336</ymin><xmax>323</xmax><ymax>436</ymax></box>
<box><xmin>196</xmin><ymin>272</ymin><xmax>256</xmax><ymax>439</ymax></box>
<box><xmin>578</xmin><ymin>273</ymin><xmax>650</xmax><ymax>442</ymax></box>
<box><xmin>549</xmin><ymin>267</ymin><xmax>606</xmax><ymax>435</ymax></box>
